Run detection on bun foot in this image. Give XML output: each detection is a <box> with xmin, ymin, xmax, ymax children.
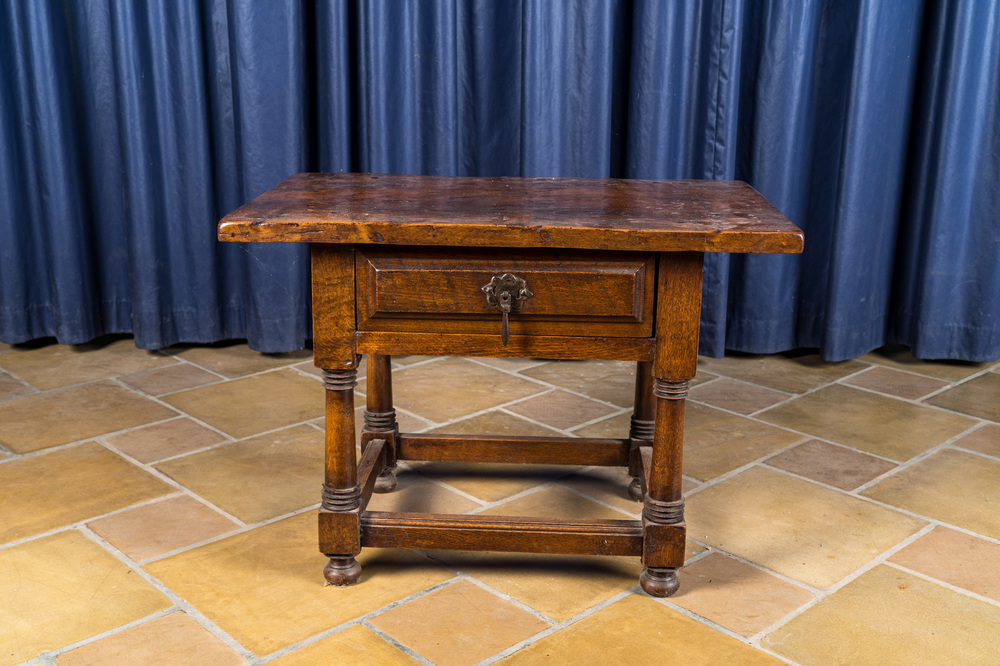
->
<box><xmin>640</xmin><ymin>567</ymin><xmax>679</xmax><ymax>597</ymax></box>
<box><xmin>373</xmin><ymin>469</ymin><xmax>397</xmax><ymax>493</ymax></box>
<box><xmin>628</xmin><ymin>478</ymin><xmax>643</xmax><ymax>501</ymax></box>
<box><xmin>324</xmin><ymin>556</ymin><xmax>362</xmax><ymax>586</ymax></box>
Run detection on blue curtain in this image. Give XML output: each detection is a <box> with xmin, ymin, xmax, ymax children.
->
<box><xmin>1</xmin><ymin>0</ymin><xmax>998</xmax><ymax>361</ymax></box>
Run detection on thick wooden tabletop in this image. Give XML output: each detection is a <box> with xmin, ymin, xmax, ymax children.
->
<box><xmin>218</xmin><ymin>173</ymin><xmax>803</xmax><ymax>254</ymax></box>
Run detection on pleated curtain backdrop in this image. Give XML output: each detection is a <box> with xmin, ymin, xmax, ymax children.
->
<box><xmin>1</xmin><ymin>0</ymin><xmax>998</xmax><ymax>361</ymax></box>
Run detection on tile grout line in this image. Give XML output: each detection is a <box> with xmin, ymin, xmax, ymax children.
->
<box><xmin>883</xmin><ymin>561</ymin><xmax>1000</xmax><ymax>610</ymax></box>
<box><xmin>848</xmin><ymin>420</ymin><xmax>987</xmax><ymax>495</ymax></box>
<box><xmin>476</xmin><ymin>589</ymin><xmax>639</xmax><ymax>666</ymax></box>
<box><xmin>39</xmin><ymin>525</ymin><xmax>260</xmax><ymax>663</ymax></box>
<box><xmin>250</xmin><ymin>575</ymin><xmax>470</xmax><ymax>665</ymax></box>
<box><xmin>360</xmin><ymin>622</ymin><xmax>437</xmax><ymax>665</ymax></box>
<box><xmin>737</xmin><ymin>522</ymin><xmax>943</xmax><ymax>650</ymax></box>
<box><xmin>90</xmin><ymin>439</ymin><xmax>251</xmax><ymax>529</ymax></box>
<box><xmin>455</xmin><ymin>573</ymin><xmax>561</xmax><ymax>625</ymax></box>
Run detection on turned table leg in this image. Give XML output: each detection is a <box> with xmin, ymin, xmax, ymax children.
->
<box><xmin>628</xmin><ymin>361</ymin><xmax>655</xmax><ymax>501</ymax></box>
<box><xmin>639</xmin><ymin>378</ymin><xmax>688</xmax><ymax>597</ymax></box>
<box><xmin>363</xmin><ymin>354</ymin><xmax>398</xmax><ymax>492</ymax></box>
<box><xmin>640</xmin><ymin>251</ymin><xmax>703</xmax><ymax>597</ymax></box>
<box><xmin>320</xmin><ymin>367</ymin><xmax>362</xmax><ymax>585</ymax></box>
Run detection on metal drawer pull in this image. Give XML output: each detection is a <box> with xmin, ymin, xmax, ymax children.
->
<box><xmin>482</xmin><ymin>274</ymin><xmax>533</xmax><ymax>345</ymax></box>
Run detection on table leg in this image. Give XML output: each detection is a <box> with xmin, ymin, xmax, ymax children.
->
<box><xmin>640</xmin><ymin>251</ymin><xmax>703</xmax><ymax>597</ymax></box>
<box><xmin>320</xmin><ymin>367</ymin><xmax>362</xmax><ymax>585</ymax></box>
<box><xmin>363</xmin><ymin>354</ymin><xmax>398</xmax><ymax>493</ymax></box>
<box><xmin>628</xmin><ymin>361</ymin><xmax>655</xmax><ymax>501</ymax></box>
<box><xmin>639</xmin><ymin>379</ymin><xmax>688</xmax><ymax>596</ymax></box>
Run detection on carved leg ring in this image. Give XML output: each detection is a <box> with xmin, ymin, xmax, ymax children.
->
<box><xmin>628</xmin><ymin>415</ymin><xmax>655</xmax><ymax>502</ymax></box>
<box><xmin>640</xmin><ymin>495</ymin><xmax>685</xmax><ymax>597</ymax></box>
<box><xmin>364</xmin><ymin>409</ymin><xmax>398</xmax><ymax>493</ymax></box>
<box><xmin>321</xmin><ymin>482</ymin><xmax>362</xmax><ymax>585</ymax></box>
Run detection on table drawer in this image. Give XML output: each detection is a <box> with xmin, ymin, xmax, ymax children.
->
<box><xmin>356</xmin><ymin>247</ymin><xmax>655</xmax><ymax>338</ymax></box>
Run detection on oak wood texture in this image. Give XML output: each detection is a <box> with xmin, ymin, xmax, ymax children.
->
<box><xmin>360</xmin><ymin>512</ymin><xmax>644</xmax><ymax>557</ymax></box>
<box><xmin>355</xmin><ymin>331</ymin><xmax>655</xmax><ymax>361</ymax></box>
<box><xmin>218</xmin><ymin>172</ymin><xmax>803</xmax><ymax>599</ymax></box>
<box><xmin>311</xmin><ymin>245</ymin><xmax>357</xmax><ymax>369</ymax></box>
<box><xmin>219</xmin><ymin>173</ymin><xmax>804</xmax><ymax>254</ymax></box>
<box><xmin>356</xmin><ymin>246</ymin><xmax>655</xmax><ymax>338</ymax></box>
<box><xmin>398</xmin><ymin>434</ymin><xmax>631</xmax><ymax>467</ymax></box>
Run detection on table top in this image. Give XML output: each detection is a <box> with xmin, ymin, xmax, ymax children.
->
<box><xmin>218</xmin><ymin>173</ymin><xmax>803</xmax><ymax>254</ymax></box>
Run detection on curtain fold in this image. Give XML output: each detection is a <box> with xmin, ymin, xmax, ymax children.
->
<box><xmin>1</xmin><ymin>0</ymin><xmax>998</xmax><ymax>361</ymax></box>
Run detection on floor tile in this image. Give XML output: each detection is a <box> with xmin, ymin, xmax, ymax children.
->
<box><xmin>689</xmin><ymin>378</ymin><xmax>791</xmax><ymax>414</ymax></box>
<box><xmin>432</xmin><ymin>551</ymin><xmax>645</xmax><ymax>621</ymax></box>
<box><xmin>369</xmin><ymin>580</ymin><xmax>549</xmax><ymax>666</ymax></box>
<box><xmin>888</xmin><ymin>527</ymin><xmax>1000</xmax><ymax>603</ymax></box>
<box><xmin>479</xmin><ymin>486</ymin><xmax>634</xmax><ymax>521</ymax></box>
<box><xmin>682</xmin><ymin>403</ymin><xmax>803</xmax><ymax>481</ymax></box>
<box><xmin>673</xmin><ymin>552</ymin><xmax>813</xmax><ymax>637</ymax></box>
<box><xmin>167</xmin><ymin>342</ymin><xmax>312</xmax><ymax>378</ymax></box>
<box><xmin>0</xmin><ymin>442</ymin><xmax>174</xmax><ymax>545</ymax></box>
<box><xmin>266</xmin><ymin>625</ymin><xmax>417</xmax><ymax>665</ymax></box>
<box><xmin>554</xmin><ymin>466</ymin><xmax>643</xmax><ymax>517</ymax></box>
<box><xmin>0</xmin><ymin>381</ymin><xmax>178</xmax><ymax>453</ymax></box>
<box><xmin>839</xmin><ymin>365</ymin><xmax>950</xmax><ymax>400</ymax></box>
<box><xmin>428</xmin><ymin>410</ymin><xmax>564</xmax><ymax>437</ymax></box>
<box><xmin>471</xmin><ymin>356</ymin><xmax>547</xmax><ymax>371</ymax></box>
<box><xmin>569</xmin><ymin>407</ymin><xmax>791</xmax><ymax>488</ymax></box>
<box><xmin>359</xmin><ymin>358</ymin><xmax>547</xmax><ymax>422</ymax></box>
<box><xmin>415</xmin><ymin>461</ymin><xmax>576</xmax><ymax>504</ymax></box>
<box><xmin>762</xmin><ymin>565</ymin><xmax>1000</xmax><ymax>664</ymax></box>
<box><xmin>144</xmin><ymin>511</ymin><xmax>454</xmax><ymax>656</ymax></box>
<box><xmin>951</xmin><ymin>423</ymin><xmax>1000</xmax><ymax>457</ymax></box>
<box><xmin>501</xmin><ymin>594</ymin><xmax>781</xmax><ymax>665</ymax></box>
<box><xmin>861</xmin><ymin>345</ymin><xmax>993</xmax><ymax>382</ymax></box>
<box><xmin>0</xmin><ymin>531</ymin><xmax>171</xmax><ymax>666</ymax></box>
<box><xmin>686</xmin><ymin>466</ymin><xmax>926</xmax><ymax>588</ymax></box>
<box><xmin>520</xmin><ymin>360</ymin><xmax>637</xmax><ymax>407</ymax></box>
<box><xmin>697</xmin><ymin>352</ymin><xmax>868</xmax><ymax>394</ymax></box>
<box><xmin>571</xmin><ymin>411</ymin><xmax>632</xmax><ymax>439</ymax></box>
<box><xmin>0</xmin><ymin>371</ymin><xmax>32</xmax><ymax>399</ymax></box>
<box><xmin>557</xmin><ymin>467</ymin><xmax>702</xmax><ymax>513</ymax></box>
<box><xmin>391</xmin><ymin>355</ymin><xmax>438</xmax><ymax>365</ymax></box>
<box><xmin>764</xmin><ymin>439</ymin><xmax>897</xmax><ymax>490</ymax></box>
<box><xmin>161</xmin><ymin>369</ymin><xmax>324</xmax><ymax>439</ymax></box>
<box><xmin>926</xmin><ymin>372</ymin><xmax>1000</xmax><ymax>421</ymax></box>
<box><xmin>54</xmin><ymin>612</ymin><xmax>245</xmax><ymax>666</ymax></box>
<box><xmin>0</xmin><ymin>338</ymin><xmax>176</xmax><ymax>390</ymax></box>
<box><xmin>505</xmin><ymin>390</ymin><xmax>619</xmax><ymax>430</ymax></box>
<box><xmin>120</xmin><ymin>363</ymin><xmax>223</xmax><ymax>396</ymax></box>
<box><xmin>758</xmin><ymin>384</ymin><xmax>977</xmax><ymax>461</ymax></box>
<box><xmin>366</xmin><ymin>464</ymin><xmax>483</xmax><ymax>514</ymax></box>
<box><xmin>104</xmin><ymin>418</ymin><xmax>228</xmax><ymax>463</ymax></box>
<box><xmin>155</xmin><ymin>425</ymin><xmax>324</xmax><ymax>524</ymax></box>
<box><xmin>862</xmin><ymin>448</ymin><xmax>1000</xmax><ymax>540</ymax></box>
<box><xmin>88</xmin><ymin>496</ymin><xmax>240</xmax><ymax>562</ymax></box>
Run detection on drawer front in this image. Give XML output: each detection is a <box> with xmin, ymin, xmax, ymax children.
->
<box><xmin>356</xmin><ymin>247</ymin><xmax>655</xmax><ymax>338</ymax></box>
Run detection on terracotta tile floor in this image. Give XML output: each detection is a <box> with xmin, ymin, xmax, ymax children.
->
<box><xmin>2</xmin><ymin>338</ymin><xmax>999</xmax><ymax>665</ymax></box>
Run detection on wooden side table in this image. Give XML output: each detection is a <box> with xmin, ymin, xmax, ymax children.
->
<box><xmin>219</xmin><ymin>173</ymin><xmax>803</xmax><ymax>597</ymax></box>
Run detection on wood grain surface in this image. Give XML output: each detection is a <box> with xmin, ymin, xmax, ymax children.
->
<box><xmin>219</xmin><ymin>173</ymin><xmax>803</xmax><ymax>253</ymax></box>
